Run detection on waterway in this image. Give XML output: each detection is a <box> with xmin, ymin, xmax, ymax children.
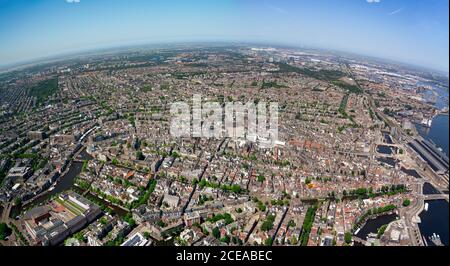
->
<box><xmin>418</xmin><ymin>200</ymin><xmax>449</xmax><ymax>246</ymax></box>
<box><xmin>22</xmin><ymin>150</ymin><xmax>92</xmax><ymax>208</ymax></box>
<box><xmin>154</xmin><ymin>237</ymin><xmax>175</xmax><ymax>246</ymax></box>
<box><xmin>383</xmin><ymin>133</ymin><xmax>393</xmax><ymax>144</ymax></box>
<box><xmin>376</xmin><ymin>157</ymin><xmax>396</xmax><ymax>168</ymax></box>
<box><xmin>10</xmin><ymin>149</ymin><xmax>127</xmax><ymax>217</ymax></box>
<box><xmin>420</xmin><ymin>82</ymin><xmax>449</xmax><ymax>110</ymax></box>
<box><xmin>355</xmin><ymin>213</ymin><xmax>398</xmax><ymax>240</ymax></box>
<box><xmin>377</xmin><ymin>145</ymin><xmax>394</xmax><ymax>155</ymax></box>
<box><xmin>73</xmin><ymin>187</ymin><xmax>128</xmax><ymax>217</ymax></box>
<box><xmin>416</xmin><ymin>82</ymin><xmax>449</xmax><ymax>157</ymax></box>
<box><xmin>400</xmin><ymin>167</ymin><xmax>422</xmax><ymax>179</ymax></box>
<box><xmin>11</xmin><ymin>161</ymin><xmax>86</xmax><ymax>218</ymax></box>
<box><xmin>423</xmin><ymin>182</ymin><xmax>441</xmax><ymax>195</ymax></box>
<box><xmin>417</xmin><ymin>115</ymin><xmax>449</xmax><ymax>157</ymax></box>
<box><xmin>416</xmin><ymin>83</ymin><xmax>449</xmax><ymax>246</ymax></box>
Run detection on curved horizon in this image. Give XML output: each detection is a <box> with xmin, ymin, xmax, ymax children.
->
<box><xmin>1</xmin><ymin>39</ymin><xmax>448</xmax><ymax>76</ymax></box>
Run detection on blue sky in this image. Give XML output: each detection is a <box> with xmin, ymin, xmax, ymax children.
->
<box><xmin>0</xmin><ymin>0</ymin><xmax>448</xmax><ymax>72</ymax></box>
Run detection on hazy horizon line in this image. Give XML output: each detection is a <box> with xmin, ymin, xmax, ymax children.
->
<box><xmin>1</xmin><ymin>39</ymin><xmax>448</xmax><ymax>76</ymax></box>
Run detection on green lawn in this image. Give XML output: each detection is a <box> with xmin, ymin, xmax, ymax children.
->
<box><xmin>56</xmin><ymin>198</ymin><xmax>84</xmax><ymax>215</ymax></box>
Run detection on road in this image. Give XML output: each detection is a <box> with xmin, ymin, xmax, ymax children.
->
<box><xmin>399</xmin><ymin>195</ymin><xmax>425</xmax><ymax>246</ymax></box>
<box><xmin>424</xmin><ymin>194</ymin><xmax>449</xmax><ymax>201</ymax></box>
<box><xmin>0</xmin><ymin>202</ymin><xmax>12</xmax><ymax>222</ymax></box>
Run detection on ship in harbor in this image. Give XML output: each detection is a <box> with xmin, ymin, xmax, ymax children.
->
<box><xmin>430</xmin><ymin>233</ymin><xmax>444</xmax><ymax>246</ymax></box>
<box><xmin>421</xmin><ymin>118</ymin><xmax>433</xmax><ymax>128</ymax></box>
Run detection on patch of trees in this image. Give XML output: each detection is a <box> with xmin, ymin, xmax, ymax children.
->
<box><xmin>299</xmin><ymin>205</ymin><xmax>318</xmax><ymax>246</ymax></box>
<box><xmin>261</xmin><ymin>214</ymin><xmax>276</xmax><ymax>232</ymax></box>
<box><xmin>0</xmin><ymin>223</ymin><xmax>12</xmax><ymax>241</ymax></box>
<box><xmin>343</xmin><ymin>184</ymin><xmax>407</xmax><ymax>200</ymax></box>
<box><xmin>207</xmin><ymin>212</ymin><xmax>234</xmax><ymax>225</ymax></box>
<box><xmin>27</xmin><ymin>77</ymin><xmax>59</xmax><ymax>105</ymax></box>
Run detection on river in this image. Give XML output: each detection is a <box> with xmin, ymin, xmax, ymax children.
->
<box><xmin>416</xmin><ymin>82</ymin><xmax>449</xmax><ymax>157</ymax></box>
<box><xmin>418</xmin><ymin>200</ymin><xmax>449</xmax><ymax>246</ymax></box>
<box><xmin>415</xmin><ymin>83</ymin><xmax>449</xmax><ymax>246</ymax></box>
<box><xmin>416</xmin><ymin>115</ymin><xmax>449</xmax><ymax>157</ymax></box>
<box><xmin>420</xmin><ymin>82</ymin><xmax>449</xmax><ymax>110</ymax></box>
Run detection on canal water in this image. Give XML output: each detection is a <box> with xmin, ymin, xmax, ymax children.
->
<box><xmin>39</xmin><ymin>149</ymin><xmax>93</xmax><ymax>197</ymax></box>
<box><xmin>400</xmin><ymin>167</ymin><xmax>422</xmax><ymax>179</ymax></box>
<box><xmin>377</xmin><ymin>145</ymin><xmax>394</xmax><ymax>155</ymax></box>
<box><xmin>154</xmin><ymin>237</ymin><xmax>175</xmax><ymax>246</ymax></box>
<box><xmin>418</xmin><ymin>200</ymin><xmax>449</xmax><ymax>246</ymax></box>
<box><xmin>22</xmin><ymin>161</ymin><xmax>86</xmax><ymax>209</ymax></box>
<box><xmin>376</xmin><ymin>157</ymin><xmax>396</xmax><ymax>168</ymax></box>
<box><xmin>423</xmin><ymin>183</ymin><xmax>441</xmax><ymax>195</ymax></box>
<box><xmin>355</xmin><ymin>213</ymin><xmax>398</xmax><ymax>240</ymax></box>
<box><xmin>383</xmin><ymin>133</ymin><xmax>393</xmax><ymax>144</ymax></box>
<box><xmin>11</xmin><ymin>148</ymin><xmax>129</xmax><ymax>218</ymax></box>
<box><xmin>75</xmin><ymin>188</ymin><xmax>128</xmax><ymax>217</ymax></box>
<box><xmin>12</xmin><ymin>160</ymin><xmax>85</xmax><ymax>218</ymax></box>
